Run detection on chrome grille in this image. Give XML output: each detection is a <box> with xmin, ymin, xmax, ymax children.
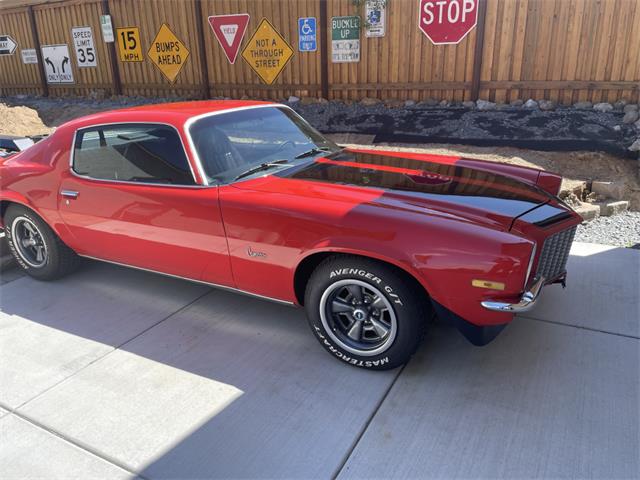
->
<box><xmin>536</xmin><ymin>226</ymin><xmax>577</xmax><ymax>280</ymax></box>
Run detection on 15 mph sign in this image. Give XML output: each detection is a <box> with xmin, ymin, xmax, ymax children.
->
<box><xmin>419</xmin><ymin>0</ymin><xmax>478</xmax><ymax>45</ymax></box>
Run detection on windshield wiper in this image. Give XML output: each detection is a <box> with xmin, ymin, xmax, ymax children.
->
<box><xmin>294</xmin><ymin>146</ymin><xmax>333</xmax><ymax>159</ymax></box>
<box><xmin>233</xmin><ymin>159</ymin><xmax>290</xmax><ymax>181</ymax></box>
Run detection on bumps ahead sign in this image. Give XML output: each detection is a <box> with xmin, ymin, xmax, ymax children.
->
<box><xmin>147</xmin><ymin>23</ymin><xmax>190</xmax><ymax>83</ymax></box>
<box><xmin>242</xmin><ymin>18</ymin><xmax>293</xmax><ymax>85</ymax></box>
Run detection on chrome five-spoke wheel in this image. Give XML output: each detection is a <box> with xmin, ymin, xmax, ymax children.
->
<box><xmin>11</xmin><ymin>216</ymin><xmax>48</xmax><ymax>268</ymax></box>
<box><xmin>319</xmin><ymin>279</ymin><xmax>397</xmax><ymax>356</ymax></box>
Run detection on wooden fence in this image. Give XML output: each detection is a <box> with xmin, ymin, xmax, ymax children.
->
<box><xmin>0</xmin><ymin>0</ymin><xmax>638</xmax><ymax>104</ymax></box>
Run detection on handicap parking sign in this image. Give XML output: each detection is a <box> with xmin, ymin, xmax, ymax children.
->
<box><xmin>298</xmin><ymin>17</ymin><xmax>317</xmax><ymax>52</ymax></box>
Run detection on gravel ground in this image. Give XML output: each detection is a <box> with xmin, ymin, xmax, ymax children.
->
<box><xmin>575</xmin><ymin>211</ymin><xmax>640</xmax><ymax>247</ymax></box>
<box><xmin>291</xmin><ymin>100</ymin><xmax>639</xmax><ymax>157</ymax></box>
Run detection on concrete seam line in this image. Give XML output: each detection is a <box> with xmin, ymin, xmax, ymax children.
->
<box><xmin>519</xmin><ymin>315</ymin><xmax>639</xmax><ymax>340</ymax></box>
<box><xmin>0</xmin><ymin>409</ymin><xmax>145</xmax><ymax>479</ymax></box>
<box><xmin>331</xmin><ymin>363</ymin><xmax>407</xmax><ymax>479</ymax></box>
<box><xmin>7</xmin><ymin>288</ymin><xmax>214</xmax><ymax>413</ymax></box>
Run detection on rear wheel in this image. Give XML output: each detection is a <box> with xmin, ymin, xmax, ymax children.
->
<box><xmin>4</xmin><ymin>205</ymin><xmax>81</xmax><ymax>280</ymax></box>
<box><xmin>304</xmin><ymin>256</ymin><xmax>428</xmax><ymax>370</ymax></box>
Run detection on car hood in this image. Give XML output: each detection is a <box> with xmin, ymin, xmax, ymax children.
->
<box><xmin>240</xmin><ymin>149</ymin><xmax>561</xmax><ymax>230</ymax></box>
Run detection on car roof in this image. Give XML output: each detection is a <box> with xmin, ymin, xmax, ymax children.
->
<box><xmin>60</xmin><ymin>100</ymin><xmax>280</xmax><ymax>131</ymax></box>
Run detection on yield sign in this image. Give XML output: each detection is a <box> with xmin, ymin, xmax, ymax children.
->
<box><xmin>0</xmin><ymin>35</ymin><xmax>17</xmax><ymax>55</ymax></box>
<box><xmin>208</xmin><ymin>14</ymin><xmax>250</xmax><ymax>64</ymax></box>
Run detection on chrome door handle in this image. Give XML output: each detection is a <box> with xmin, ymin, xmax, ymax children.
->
<box><xmin>60</xmin><ymin>190</ymin><xmax>79</xmax><ymax>199</ymax></box>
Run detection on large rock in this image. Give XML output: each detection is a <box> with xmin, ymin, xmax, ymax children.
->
<box><xmin>613</xmin><ymin>100</ymin><xmax>627</xmax><ymax>110</ymax></box>
<box><xmin>360</xmin><ymin>97</ymin><xmax>382</xmax><ymax>106</ymax></box>
<box><xmin>476</xmin><ymin>99</ymin><xmax>496</xmax><ymax>111</ymax></box>
<box><xmin>510</xmin><ymin>99</ymin><xmax>524</xmax><ymax>107</ymax></box>
<box><xmin>524</xmin><ymin>99</ymin><xmax>538</xmax><ymax>109</ymax></box>
<box><xmin>629</xmin><ymin>139</ymin><xmax>640</xmax><ymax>152</ymax></box>
<box><xmin>591</xmin><ymin>181</ymin><xmax>625</xmax><ymax>200</ymax></box>
<box><xmin>384</xmin><ymin>98</ymin><xmax>404</xmax><ymax>108</ymax></box>
<box><xmin>574</xmin><ymin>202</ymin><xmax>601</xmax><ymax>221</ymax></box>
<box><xmin>573</xmin><ymin>101</ymin><xmax>593</xmax><ymax>110</ymax></box>
<box><xmin>462</xmin><ymin>101</ymin><xmax>476</xmax><ymax>109</ymax></box>
<box><xmin>622</xmin><ymin>110</ymin><xmax>640</xmax><ymax>124</ymax></box>
<box><xmin>539</xmin><ymin>99</ymin><xmax>557</xmax><ymax>111</ymax></box>
<box><xmin>623</xmin><ymin>104</ymin><xmax>638</xmax><ymax>113</ymax></box>
<box><xmin>598</xmin><ymin>201</ymin><xmax>630</xmax><ymax>217</ymax></box>
<box><xmin>287</xmin><ymin>95</ymin><xmax>300</xmax><ymax>103</ymax></box>
<box><xmin>593</xmin><ymin>102</ymin><xmax>614</xmax><ymax>113</ymax></box>
<box><xmin>404</xmin><ymin>100</ymin><xmax>416</xmax><ymax>107</ymax></box>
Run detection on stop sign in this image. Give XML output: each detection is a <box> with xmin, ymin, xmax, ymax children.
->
<box><xmin>418</xmin><ymin>0</ymin><xmax>478</xmax><ymax>45</ymax></box>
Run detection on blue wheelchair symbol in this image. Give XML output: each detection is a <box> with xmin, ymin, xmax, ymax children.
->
<box><xmin>368</xmin><ymin>10</ymin><xmax>382</xmax><ymax>24</ymax></box>
<box><xmin>298</xmin><ymin>17</ymin><xmax>317</xmax><ymax>52</ymax></box>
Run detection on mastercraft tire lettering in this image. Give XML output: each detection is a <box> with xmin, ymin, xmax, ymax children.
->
<box><xmin>304</xmin><ymin>255</ymin><xmax>428</xmax><ymax>370</ymax></box>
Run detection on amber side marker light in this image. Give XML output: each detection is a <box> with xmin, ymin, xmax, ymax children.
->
<box><xmin>471</xmin><ymin>279</ymin><xmax>506</xmax><ymax>291</ymax></box>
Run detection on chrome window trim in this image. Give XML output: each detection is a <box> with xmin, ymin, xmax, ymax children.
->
<box><xmin>79</xmin><ymin>254</ymin><xmax>295</xmax><ymax>307</ymax></box>
<box><xmin>183</xmin><ymin>103</ymin><xmax>297</xmax><ymax>185</ymax></box>
<box><xmin>69</xmin><ymin>121</ymin><xmax>208</xmax><ymax>189</ymax></box>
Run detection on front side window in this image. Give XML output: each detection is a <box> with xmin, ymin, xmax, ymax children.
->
<box><xmin>189</xmin><ymin>107</ymin><xmax>340</xmax><ymax>184</ymax></box>
<box><xmin>73</xmin><ymin>124</ymin><xmax>196</xmax><ymax>185</ymax></box>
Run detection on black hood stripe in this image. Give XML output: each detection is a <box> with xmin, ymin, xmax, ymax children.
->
<box><xmin>283</xmin><ymin>150</ymin><xmax>550</xmax><ymax>205</ymax></box>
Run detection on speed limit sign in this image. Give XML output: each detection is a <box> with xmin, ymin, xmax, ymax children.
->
<box><xmin>71</xmin><ymin>26</ymin><xmax>97</xmax><ymax>67</ymax></box>
<box><xmin>116</xmin><ymin>27</ymin><xmax>143</xmax><ymax>62</ymax></box>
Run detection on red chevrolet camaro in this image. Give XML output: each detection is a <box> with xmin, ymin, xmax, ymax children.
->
<box><xmin>0</xmin><ymin>101</ymin><xmax>581</xmax><ymax>369</ymax></box>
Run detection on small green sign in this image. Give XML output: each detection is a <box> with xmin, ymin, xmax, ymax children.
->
<box><xmin>331</xmin><ymin>16</ymin><xmax>360</xmax><ymax>63</ymax></box>
<box><xmin>331</xmin><ymin>16</ymin><xmax>360</xmax><ymax>40</ymax></box>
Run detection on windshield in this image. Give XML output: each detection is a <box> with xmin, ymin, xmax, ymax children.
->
<box><xmin>189</xmin><ymin>106</ymin><xmax>340</xmax><ymax>184</ymax></box>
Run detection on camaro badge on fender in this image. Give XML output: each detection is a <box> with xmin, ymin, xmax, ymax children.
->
<box><xmin>247</xmin><ymin>246</ymin><xmax>266</xmax><ymax>258</ymax></box>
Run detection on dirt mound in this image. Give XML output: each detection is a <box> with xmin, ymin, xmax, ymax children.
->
<box><xmin>0</xmin><ymin>103</ymin><xmax>53</xmax><ymax>137</ymax></box>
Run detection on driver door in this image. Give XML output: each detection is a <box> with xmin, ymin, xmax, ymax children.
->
<box><xmin>57</xmin><ymin>123</ymin><xmax>234</xmax><ymax>286</ymax></box>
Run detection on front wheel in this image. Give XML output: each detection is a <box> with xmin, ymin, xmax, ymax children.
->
<box><xmin>304</xmin><ymin>256</ymin><xmax>428</xmax><ymax>370</ymax></box>
<box><xmin>3</xmin><ymin>204</ymin><xmax>81</xmax><ymax>280</ymax></box>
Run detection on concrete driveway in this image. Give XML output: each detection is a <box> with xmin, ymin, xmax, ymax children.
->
<box><xmin>1</xmin><ymin>242</ymin><xmax>638</xmax><ymax>479</ymax></box>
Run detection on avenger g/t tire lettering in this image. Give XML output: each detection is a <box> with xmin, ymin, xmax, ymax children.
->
<box><xmin>4</xmin><ymin>204</ymin><xmax>81</xmax><ymax>280</ymax></box>
<box><xmin>304</xmin><ymin>255</ymin><xmax>427</xmax><ymax>370</ymax></box>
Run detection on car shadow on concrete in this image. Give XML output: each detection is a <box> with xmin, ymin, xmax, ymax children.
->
<box><xmin>1</xmin><ymin>244</ymin><xmax>638</xmax><ymax>478</ymax></box>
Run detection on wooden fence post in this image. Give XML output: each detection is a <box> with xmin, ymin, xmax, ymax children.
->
<box><xmin>470</xmin><ymin>0</ymin><xmax>488</xmax><ymax>101</ymax></box>
<box><xmin>319</xmin><ymin>0</ymin><xmax>329</xmax><ymax>100</ymax></box>
<box><xmin>194</xmin><ymin>0</ymin><xmax>211</xmax><ymax>99</ymax></box>
<box><xmin>27</xmin><ymin>5</ymin><xmax>48</xmax><ymax>97</ymax></box>
<box><xmin>101</xmin><ymin>0</ymin><xmax>122</xmax><ymax>96</ymax></box>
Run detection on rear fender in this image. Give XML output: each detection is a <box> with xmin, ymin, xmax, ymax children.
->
<box><xmin>0</xmin><ymin>191</ymin><xmax>72</xmax><ymax>243</ymax></box>
<box><xmin>0</xmin><ymin>191</ymin><xmax>34</xmax><ymax>229</ymax></box>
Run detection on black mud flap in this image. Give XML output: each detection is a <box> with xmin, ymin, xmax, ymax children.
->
<box><xmin>431</xmin><ymin>300</ymin><xmax>508</xmax><ymax>346</ymax></box>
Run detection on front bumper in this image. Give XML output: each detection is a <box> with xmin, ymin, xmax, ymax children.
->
<box><xmin>480</xmin><ymin>276</ymin><xmax>546</xmax><ymax>313</ymax></box>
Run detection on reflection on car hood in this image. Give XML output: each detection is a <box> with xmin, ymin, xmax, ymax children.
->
<box><xmin>278</xmin><ymin>149</ymin><xmax>558</xmax><ymax>228</ymax></box>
